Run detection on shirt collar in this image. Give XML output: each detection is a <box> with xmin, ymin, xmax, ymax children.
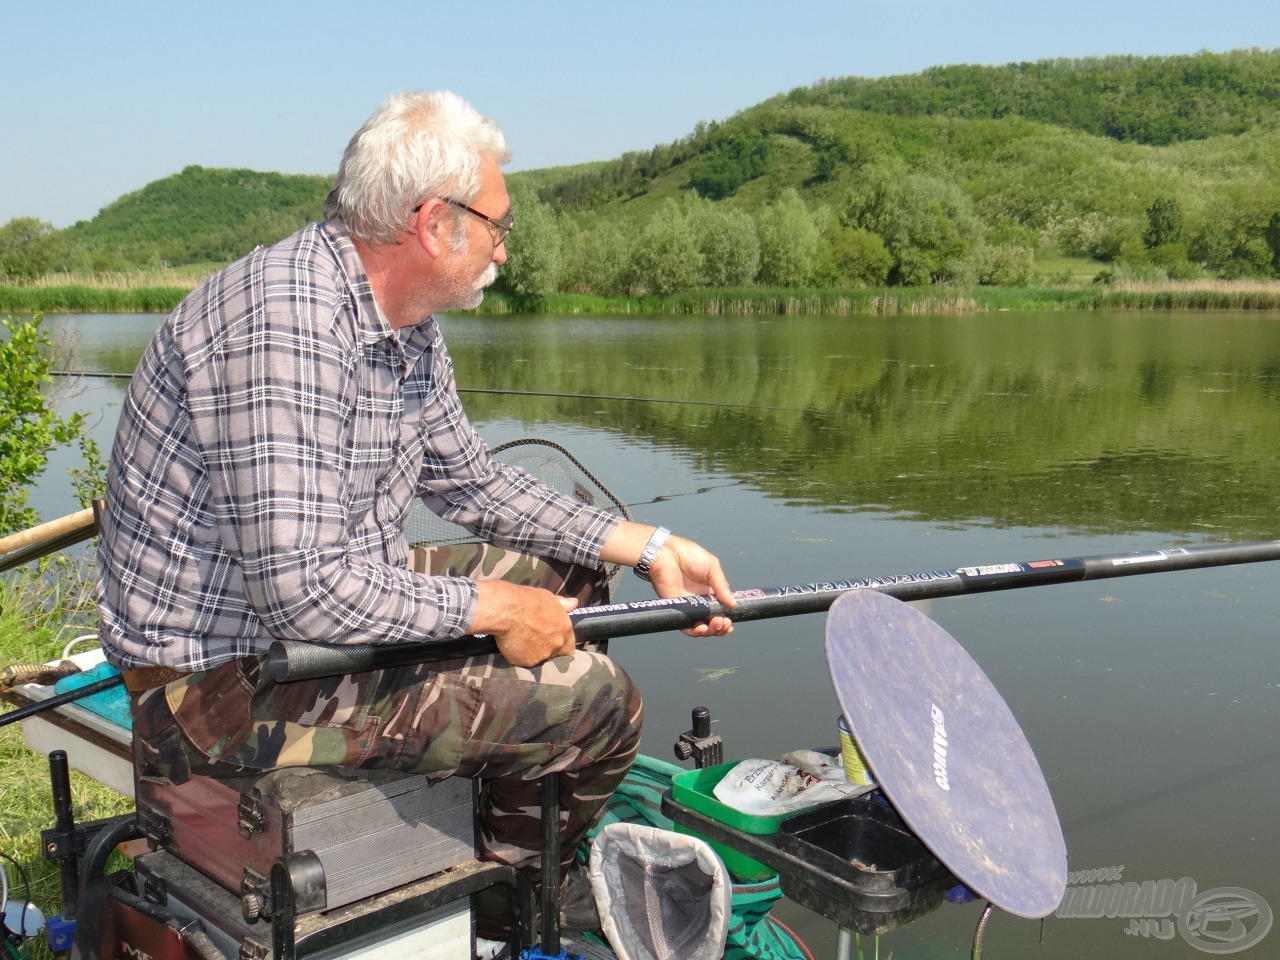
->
<box><xmin>320</xmin><ymin>220</ymin><xmax>397</xmax><ymax>347</ymax></box>
<box><xmin>319</xmin><ymin>221</ymin><xmax>441</xmax><ymax>375</ymax></box>
<box><xmin>397</xmin><ymin>314</ymin><xmax>440</xmax><ymax>370</ymax></box>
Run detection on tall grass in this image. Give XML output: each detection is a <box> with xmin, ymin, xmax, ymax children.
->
<box><xmin>1099</xmin><ymin>279</ymin><xmax>1280</xmax><ymax>310</ymax></box>
<box><xmin>477</xmin><ymin>286</ymin><xmax>1112</xmax><ymax>317</ymax></box>
<box><xmin>8</xmin><ymin>272</ymin><xmax>1280</xmax><ymax>317</ymax></box>
<box><xmin>22</xmin><ymin>267</ymin><xmax>210</xmax><ymax>291</ymax></box>
<box><xmin>0</xmin><ymin>268</ymin><xmax>207</xmax><ymax>314</ymax></box>
<box><xmin>0</xmin><ymin>285</ymin><xmax>191</xmax><ymax>314</ymax></box>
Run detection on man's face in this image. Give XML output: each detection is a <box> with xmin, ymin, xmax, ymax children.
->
<box><xmin>438</xmin><ymin>155</ymin><xmax>510</xmax><ymax>311</ymax></box>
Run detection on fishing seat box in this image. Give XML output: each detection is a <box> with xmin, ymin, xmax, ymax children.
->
<box><xmin>133</xmin><ymin>846</ymin><xmax>472</xmax><ymax>960</ymax></box>
<box><xmin>134</xmin><ymin>766</ymin><xmax>475</xmax><ymax>915</ymax></box>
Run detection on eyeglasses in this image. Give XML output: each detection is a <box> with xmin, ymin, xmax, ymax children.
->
<box><xmin>412</xmin><ymin>197</ymin><xmax>515</xmax><ymax>246</ymax></box>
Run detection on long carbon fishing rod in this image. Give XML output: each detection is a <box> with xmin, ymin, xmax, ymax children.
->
<box><xmin>268</xmin><ymin>538</ymin><xmax>1280</xmax><ymax>682</ymax></box>
<box><xmin>7</xmin><ymin>538</ymin><xmax>1279</xmax><ymax>726</ymax></box>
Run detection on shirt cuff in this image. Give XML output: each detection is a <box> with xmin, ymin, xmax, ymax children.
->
<box><xmin>572</xmin><ymin>506</ymin><xmax>625</xmax><ymax>568</ymax></box>
<box><xmin>431</xmin><ymin>575</ymin><xmax>481</xmax><ymax>641</ymax></box>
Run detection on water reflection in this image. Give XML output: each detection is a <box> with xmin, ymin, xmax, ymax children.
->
<box><xmin>49</xmin><ymin>310</ymin><xmax>1280</xmax><ymax>541</ymax></box>
<box><xmin>32</xmin><ymin>309</ymin><xmax>1280</xmax><ymax>960</ymax></box>
<box><xmin>444</xmin><ymin>312</ymin><xmax>1280</xmax><ymax>539</ymax></box>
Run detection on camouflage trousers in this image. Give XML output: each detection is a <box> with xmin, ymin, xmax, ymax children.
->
<box><xmin>131</xmin><ymin>650</ymin><xmax>643</xmax><ymax>873</ymax></box>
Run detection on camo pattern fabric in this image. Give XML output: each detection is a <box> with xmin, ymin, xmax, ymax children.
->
<box><xmin>131</xmin><ymin>543</ymin><xmax>641</xmax><ymax>872</ymax></box>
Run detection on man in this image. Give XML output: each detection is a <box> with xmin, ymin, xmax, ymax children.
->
<box><xmin>96</xmin><ymin>90</ymin><xmax>733</xmax><ymax>934</ymax></box>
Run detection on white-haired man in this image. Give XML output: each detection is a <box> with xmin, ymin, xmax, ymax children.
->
<box><xmin>96</xmin><ymin>91</ymin><xmax>734</xmax><ymax>938</ymax></box>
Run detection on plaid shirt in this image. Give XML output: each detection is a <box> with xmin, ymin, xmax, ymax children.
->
<box><xmin>96</xmin><ymin>222</ymin><xmax>620</xmax><ymax>671</ymax></box>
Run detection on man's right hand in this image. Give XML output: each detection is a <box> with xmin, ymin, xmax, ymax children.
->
<box><xmin>469</xmin><ymin>579</ymin><xmax>578</xmax><ymax>667</ymax></box>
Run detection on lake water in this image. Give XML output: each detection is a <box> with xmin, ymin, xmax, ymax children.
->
<box><xmin>33</xmin><ymin>310</ymin><xmax>1280</xmax><ymax>959</ymax></box>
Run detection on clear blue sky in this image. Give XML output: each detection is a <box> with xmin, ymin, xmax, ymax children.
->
<box><xmin>4</xmin><ymin>0</ymin><xmax>1278</xmax><ymax>228</ymax></box>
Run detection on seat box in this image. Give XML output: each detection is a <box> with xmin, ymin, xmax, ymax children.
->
<box><xmin>136</xmin><ymin>766</ymin><xmax>474</xmax><ymax>914</ymax></box>
<box><xmin>135</xmin><ymin>848</ymin><xmax>471</xmax><ymax>960</ymax></box>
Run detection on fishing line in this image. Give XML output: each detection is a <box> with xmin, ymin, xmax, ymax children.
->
<box><xmin>627</xmin><ymin>480</ymin><xmax>744</xmax><ymax>510</ymax></box>
<box><xmin>49</xmin><ymin>372</ymin><xmax>807</xmax><ymax>414</ymax></box>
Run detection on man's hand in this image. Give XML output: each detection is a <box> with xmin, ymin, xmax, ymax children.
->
<box><xmin>602</xmin><ymin>522</ymin><xmax>736</xmax><ymax>637</ymax></box>
<box><xmin>647</xmin><ymin>535</ymin><xmax>736</xmax><ymax>637</ymax></box>
<box><xmin>470</xmin><ymin>579</ymin><xmax>578</xmax><ymax>667</ymax></box>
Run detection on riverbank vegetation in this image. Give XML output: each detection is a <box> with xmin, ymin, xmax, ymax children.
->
<box><xmin>0</xmin><ymin>316</ymin><xmax>124</xmax><ymax>954</ymax></box>
<box><xmin>0</xmin><ymin>568</ymin><xmax>131</xmax><ymax>960</ymax></box>
<box><xmin>7</xmin><ymin>278</ymin><xmax>1280</xmax><ymax>316</ymax></box>
<box><xmin>4</xmin><ymin>50</ymin><xmax>1280</xmax><ymax>313</ymax></box>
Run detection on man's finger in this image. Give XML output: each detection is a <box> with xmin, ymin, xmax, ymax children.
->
<box><xmin>709</xmin><ymin>566</ymin><xmax>736</xmax><ymax>607</ymax></box>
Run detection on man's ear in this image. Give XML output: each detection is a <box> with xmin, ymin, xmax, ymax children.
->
<box><xmin>412</xmin><ymin>198</ymin><xmax>452</xmax><ymax>259</ymax></box>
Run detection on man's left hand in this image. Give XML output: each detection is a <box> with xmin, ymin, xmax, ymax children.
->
<box><xmin>646</xmin><ymin>535</ymin><xmax>736</xmax><ymax>637</ymax></box>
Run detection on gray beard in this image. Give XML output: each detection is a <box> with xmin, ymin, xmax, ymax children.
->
<box><xmin>447</xmin><ymin>261</ymin><xmax>499</xmax><ymax>311</ymax></box>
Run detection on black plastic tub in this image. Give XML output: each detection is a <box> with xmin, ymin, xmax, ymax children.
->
<box><xmin>776</xmin><ymin>797</ymin><xmax>956</xmax><ymax>933</ymax></box>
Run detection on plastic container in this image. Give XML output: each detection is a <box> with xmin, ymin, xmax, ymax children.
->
<box><xmin>53</xmin><ymin>661</ymin><xmax>130</xmax><ymax>728</ymax></box>
<box><xmin>775</xmin><ymin>796</ymin><xmax>955</xmax><ymax>933</ymax></box>
<box><xmin>669</xmin><ymin>762</ymin><xmax>793</xmax><ymax>881</ymax></box>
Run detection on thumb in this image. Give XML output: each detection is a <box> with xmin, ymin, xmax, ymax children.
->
<box><xmin>558</xmin><ymin>596</ymin><xmax>580</xmax><ymax>612</ymax></box>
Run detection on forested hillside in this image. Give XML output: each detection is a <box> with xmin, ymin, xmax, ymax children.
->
<box><xmin>4</xmin><ymin>49</ymin><xmax>1280</xmax><ymax>293</ymax></box>
<box><xmin>64</xmin><ymin>166</ymin><xmax>332</xmax><ymax>269</ymax></box>
<box><xmin>511</xmin><ymin>49</ymin><xmax>1280</xmax><ymax>295</ymax></box>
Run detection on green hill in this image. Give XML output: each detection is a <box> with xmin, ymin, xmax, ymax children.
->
<box><xmin>10</xmin><ymin>49</ymin><xmax>1280</xmax><ymax>287</ymax></box>
<box><xmin>791</xmin><ymin>50</ymin><xmax>1280</xmax><ymax>144</ymax></box>
<box><xmin>532</xmin><ymin>50</ymin><xmax>1280</xmax><ymax>224</ymax></box>
<box><xmin>512</xmin><ymin>49</ymin><xmax>1280</xmax><ymax>289</ymax></box>
<box><xmin>62</xmin><ymin>165</ymin><xmax>332</xmax><ymax>270</ymax></box>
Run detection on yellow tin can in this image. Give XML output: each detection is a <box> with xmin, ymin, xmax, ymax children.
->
<box><xmin>837</xmin><ymin>714</ymin><xmax>874</xmax><ymax>785</ymax></box>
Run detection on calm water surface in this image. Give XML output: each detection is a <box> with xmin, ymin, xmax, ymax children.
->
<box><xmin>37</xmin><ymin>310</ymin><xmax>1280</xmax><ymax>959</ymax></box>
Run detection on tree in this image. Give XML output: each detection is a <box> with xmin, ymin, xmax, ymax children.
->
<box><xmin>1190</xmin><ymin>213</ymin><xmax>1277</xmax><ymax>279</ymax></box>
<box><xmin>566</xmin><ymin>220</ymin><xmax>632</xmax><ymax>295</ymax></box>
<box><xmin>978</xmin><ymin>245</ymin><xmax>1035</xmax><ymax>286</ymax></box>
<box><xmin>499</xmin><ymin>187</ymin><xmax>563</xmax><ymax>297</ymax></box>
<box><xmin>1264</xmin><ymin>213</ymin><xmax>1280</xmax><ymax>277</ymax></box>
<box><xmin>1142</xmin><ymin>197</ymin><xmax>1183</xmax><ymax>249</ymax></box>
<box><xmin>756</xmin><ymin>190</ymin><xmax>821</xmax><ymax>287</ymax></box>
<box><xmin>684</xmin><ymin>199</ymin><xmax>760</xmax><ymax>287</ymax></box>
<box><xmin>825</xmin><ymin>225</ymin><xmax>892</xmax><ymax>287</ymax></box>
<box><xmin>845</xmin><ymin>163</ymin><xmax>983</xmax><ymax>285</ymax></box>
<box><xmin>688</xmin><ymin>135</ymin><xmax>773</xmax><ymax>200</ymax></box>
<box><xmin>0</xmin><ymin>218</ymin><xmax>63</xmax><ymax>280</ymax></box>
<box><xmin>631</xmin><ymin>201</ymin><xmax>706</xmax><ymax>295</ymax></box>
<box><xmin>0</xmin><ymin>316</ymin><xmax>86</xmax><ymax>536</ymax></box>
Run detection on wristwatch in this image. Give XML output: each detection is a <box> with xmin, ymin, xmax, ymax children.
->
<box><xmin>633</xmin><ymin>526</ymin><xmax>672</xmax><ymax>581</ymax></box>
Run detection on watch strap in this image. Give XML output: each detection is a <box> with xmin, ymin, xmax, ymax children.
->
<box><xmin>633</xmin><ymin>526</ymin><xmax>672</xmax><ymax>581</ymax></box>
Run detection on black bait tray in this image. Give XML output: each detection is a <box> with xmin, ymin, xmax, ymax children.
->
<box><xmin>775</xmin><ymin>797</ymin><xmax>956</xmax><ymax>934</ymax></box>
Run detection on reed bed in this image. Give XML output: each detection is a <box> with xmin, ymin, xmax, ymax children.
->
<box><xmin>0</xmin><ymin>285</ymin><xmax>190</xmax><ymax>314</ymax></box>
<box><xmin>0</xmin><ymin>268</ymin><xmax>208</xmax><ymax>314</ymax></box>
<box><xmin>1099</xmin><ymin>279</ymin><xmax>1280</xmax><ymax>311</ymax></box>
<box><xmin>21</xmin><ymin>267</ymin><xmax>208</xmax><ymax>291</ymax></box>
<box><xmin>8</xmin><ymin>275</ymin><xmax>1280</xmax><ymax>317</ymax></box>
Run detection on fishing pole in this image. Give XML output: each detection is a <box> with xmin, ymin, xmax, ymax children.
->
<box><xmin>7</xmin><ymin>537</ymin><xmax>1278</xmax><ymax>725</ymax></box>
<box><xmin>268</xmin><ymin>538</ymin><xmax>1280</xmax><ymax>682</ymax></box>
<box><xmin>0</xmin><ymin>676</ymin><xmax>123</xmax><ymax>730</ymax></box>
<box><xmin>0</xmin><ymin>507</ymin><xmax>97</xmax><ymax>573</ymax></box>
